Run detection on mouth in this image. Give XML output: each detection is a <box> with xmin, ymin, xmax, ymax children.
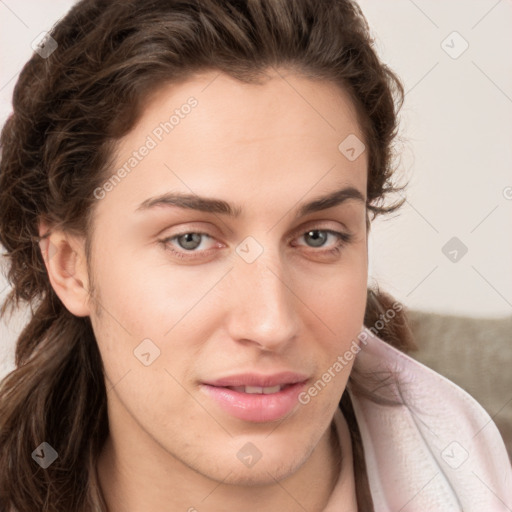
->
<box><xmin>223</xmin><ymin>383</ymin><xmax>295</xmax><ymax>394</ymax></box>
<box><xmin>200</xmin><ymin>379</ymin><xmax>309</xmax><ymax>423</ymax></box>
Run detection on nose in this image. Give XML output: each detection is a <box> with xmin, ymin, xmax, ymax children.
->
<box><xmin>225</xmin><ymin>247</ymin><xmax>300</xmax><ymax>353</ymax></box>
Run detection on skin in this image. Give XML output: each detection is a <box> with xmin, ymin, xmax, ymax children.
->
<box><xmin>39</xmin><ymin>68</ymin><xmax>368</xmax><ymax>511</ymax></box>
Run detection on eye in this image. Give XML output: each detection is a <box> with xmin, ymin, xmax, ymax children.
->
<box><xmin>159</xmin><ymin>228</ymin><xmax>353</xmax><ymax>261</ymax></box>
<box><xmin>294</xmin><ymin>229</ymin><xmax>352</xmax><ymax>250</ymax></box>
<box><xmin>160</xmin><ymin>231</ymin><xmax>217</xmax><ymax>260</ymax></box>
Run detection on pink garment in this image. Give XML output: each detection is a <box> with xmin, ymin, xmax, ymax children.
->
<box><xmin>324</xmin><ymin>328</ymin><xmax>512</xmax><ymax>511</ymax></box>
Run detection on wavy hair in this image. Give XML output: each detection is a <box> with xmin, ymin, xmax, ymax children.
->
<box><xmin>0</xmin><ymin>0</ymin><xmax>414</xmax><ymax>510</ymax></box>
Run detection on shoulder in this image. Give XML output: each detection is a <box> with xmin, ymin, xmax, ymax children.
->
<box><xmin>348</xmin><ymin>328</ymin><xmax>512</xmax><ymax>511</ymax></box>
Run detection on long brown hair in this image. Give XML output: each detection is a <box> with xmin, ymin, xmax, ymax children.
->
<box><xmin>0</xmin><ymin>0</ymin><xmax>414</xmax><ymax>510</ymax></box>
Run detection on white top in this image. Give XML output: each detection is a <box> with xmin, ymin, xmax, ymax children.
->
<box><xmin>323</xmin><ymin>328</ymin><xmax>512</xmax><ymax>511</ymax></box>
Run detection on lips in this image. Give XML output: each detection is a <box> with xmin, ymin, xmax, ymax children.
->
<box><xmin>203</xmin><ymin>371</ymin><xmax>309</xmax><ymax>389</ymax></box>
<box><xmin>200</xmin><ymin>371</ymin><xmax>310</xmax><ymax>422</ymax></box>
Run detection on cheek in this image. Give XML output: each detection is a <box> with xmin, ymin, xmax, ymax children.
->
<box><xmin>304</xmin><ymin>253</ymin><xmax>367</xmax><ymax>331</ymax></box>
<box><xmin>302</xmin><ymin>255</ymin><xmax>368</xmax><ymax>375</ymax></box>
<box><xmin>91</xmin><ymin>246</ymin><xmax>184</xmax><ymax>331</ymax></box>
<box><xmin>302</xmin><ymin>271</ymin><xmax>366</xmax><ymax>407</ymax></box>
<box><xmin>89</xmin><ymin>249</ymin><xmax>211</xmax><ymax>382</ymax></box>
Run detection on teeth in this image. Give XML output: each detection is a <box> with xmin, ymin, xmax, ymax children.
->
<box><xmin>262</xmin><ymin>385</ymin><xmax>282</xmax><ymax>394</ymax></box>
<box><xmin>229</xmin><ymin>385</ymin><xmax>283</xmax><ymax>394</ymax></box>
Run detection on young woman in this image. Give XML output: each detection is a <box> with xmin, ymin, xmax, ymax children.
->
<box><xmin>0</xmin><ymin>1</ymin><xmax>510</xmax><ymax>511</ymax></box>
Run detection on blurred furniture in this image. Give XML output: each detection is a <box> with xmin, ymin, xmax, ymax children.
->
<box><xmin>406</xmin><ymin>310</ymin><xmax>512</xmax><ymax>462</ymax></box>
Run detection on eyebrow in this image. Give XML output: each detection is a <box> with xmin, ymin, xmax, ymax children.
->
<box><xmin>135</xmin><ymin>186</ymin><xmax>366</xmax><ymax>218</ymax></box>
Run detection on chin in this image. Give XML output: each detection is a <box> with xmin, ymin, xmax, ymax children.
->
<box><xmin>216</xmin><ymin>456</ymin><xmax>306</xmax><ymax>487</ymax></box>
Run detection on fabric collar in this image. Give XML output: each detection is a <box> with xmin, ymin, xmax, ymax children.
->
<box><xmin>324</xmin><ymin>328</ymin><xmax>512</xmax><ymax>511</ymax></box>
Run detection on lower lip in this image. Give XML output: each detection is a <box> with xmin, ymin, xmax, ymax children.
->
<box><xmin>200</xmin><ymin>381</ymin><xmax>308</xmax><ymax>423</ymax></box>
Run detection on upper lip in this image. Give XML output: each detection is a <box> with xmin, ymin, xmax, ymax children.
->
<box><xmin>203</xmin><ymin>371</ymin><xmax>310</xmax><ymax>388</ymax></box>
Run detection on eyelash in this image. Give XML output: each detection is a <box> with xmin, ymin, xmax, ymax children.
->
<box><xmin>159</xmin><ymin>228</ymin><xmax>353</xmax><ymax>261</ymax></box>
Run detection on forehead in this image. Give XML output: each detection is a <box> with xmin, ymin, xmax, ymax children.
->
<box><xmin>94</xmin><ymin>68</ymin><xmax>367</xmax><ymax>220</ymax></box>
<box><xmin>137</xmin><ymin>68</ymin><xmax>363</xmax><ymax>147</ymax></box>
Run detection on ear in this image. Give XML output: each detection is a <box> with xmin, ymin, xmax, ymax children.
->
<box><xmin>38</xmin><ymin>220</ymin><xmax>92</xmax><ymax>317</ymax></box>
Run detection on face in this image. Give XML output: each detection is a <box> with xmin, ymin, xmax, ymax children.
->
<box><xmin>85</xmin><ymin>68</ymin><xmax>368</xmax><ymax>485</ymax></box>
